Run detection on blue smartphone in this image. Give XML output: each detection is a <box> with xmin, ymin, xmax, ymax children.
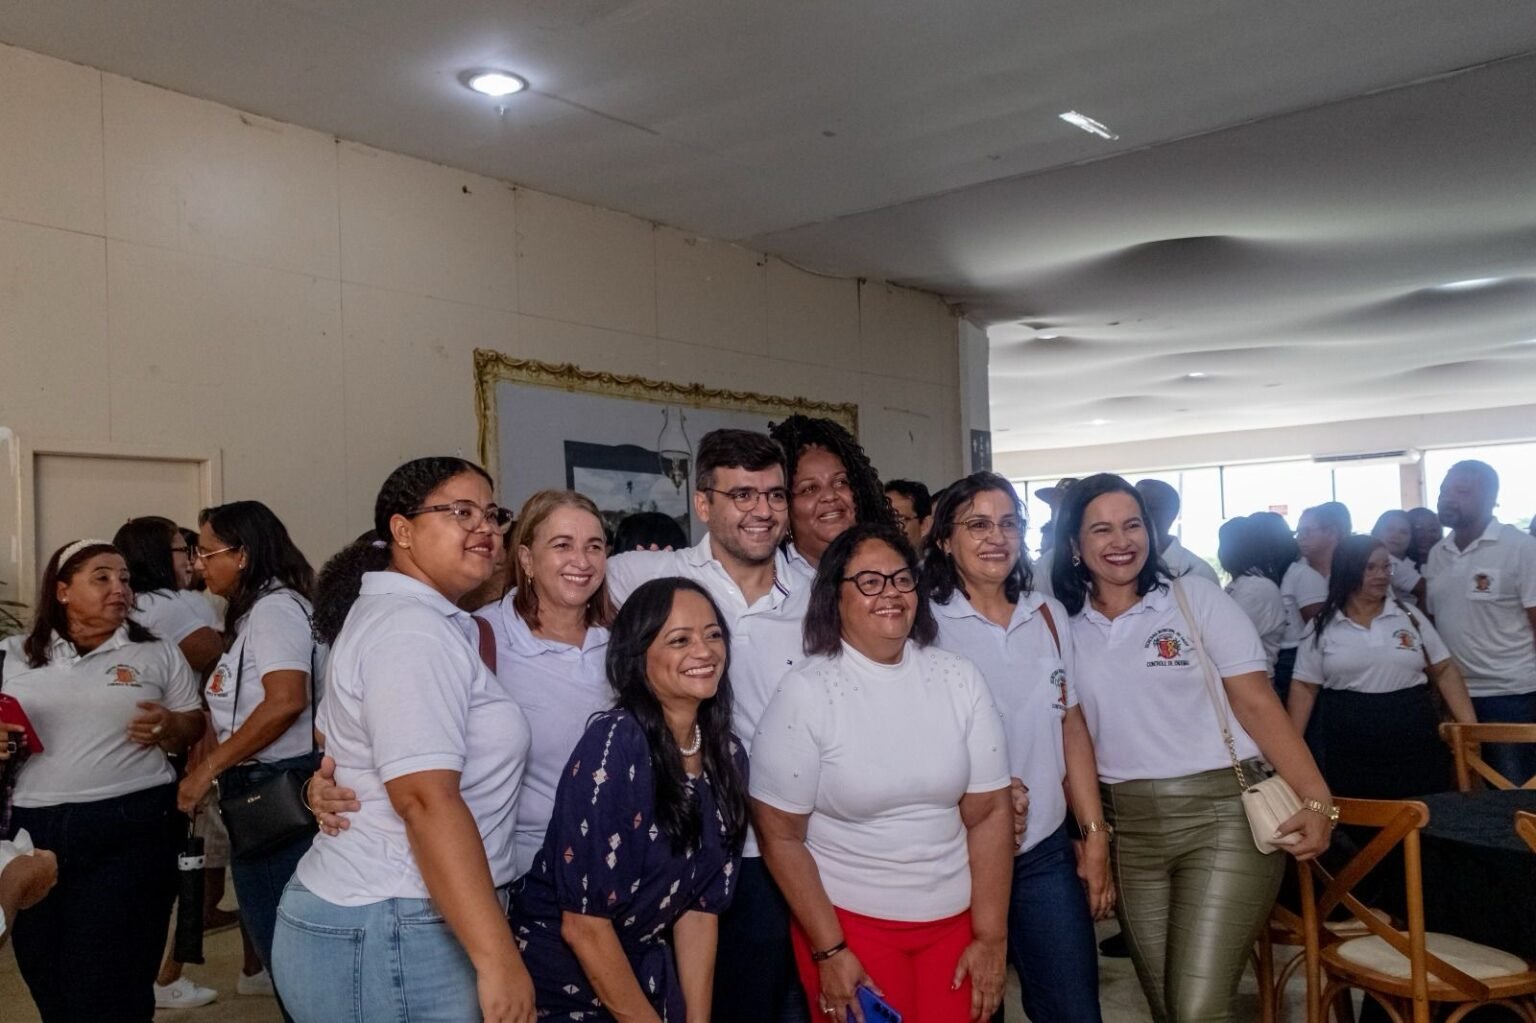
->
<box><xmin>848</xmin><ymin>985</ymin><xmax>901</xmax><ymax>1023</ymax></box>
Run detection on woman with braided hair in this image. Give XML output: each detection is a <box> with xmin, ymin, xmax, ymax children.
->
<box><xmin>767</xmin><ymin>415</ymin><xmax>895</xmax><ymax>587</ymax></box>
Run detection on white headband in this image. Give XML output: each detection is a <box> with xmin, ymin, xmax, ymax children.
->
<box><xmin>57</xmin><ymin>538</ymin><xmax>114</xmax><ymax>567</ymax></box>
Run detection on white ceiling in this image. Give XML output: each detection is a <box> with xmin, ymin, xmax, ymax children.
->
<box><xmin>5</xmin><ymin>1</ymin><xmax>1536</xmax><ymax>452</ymax></box>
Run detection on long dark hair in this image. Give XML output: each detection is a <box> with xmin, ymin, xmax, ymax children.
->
<box><xmin>922</xmin><ymin>471</ymin><xmax>1033</xmax><ymax>604</ymax></box>
<box><xmin>113</xmin><ymin>517</ymin><xmax>181</xmax><ymax>594</ymax></box>
<box><xmin>1247</xmin><ymin>511</ymin><xmax>1298</xmax><ymax>587</ymax></box>
<box><xmin>199</xmin><ymin>501</ymin><xmax>315</xmax><ymax>642</ymax></box>
<box><xmin>1050</xmin><ymin>473</ymin><xmax>1169</xmax><ymax>616</ymax></box>
<box><xmin>1311</xmin><ymin>535</ymin><xmax>1388</xmax><ymax>648</ymax></box>
<box><xmin>312</xmin><ymin>457</ymin><xmax>493</xmax><ymax>645</ymax></box>
<box><xmin>1217</xmin><ymin>515</ymin><xmax>1275</xmax><ymax>581</ymax></box>
<box><xmin>24</xmin><ymin>542</ymin><xmax>155</xmax><ymax>667</ymax></box>
<box><xmin>804</xmin><ymin>521</ymin><xmax>937</xmax><ymax>656</ymax></box>
<box><xmin>605</xmin><ymin>578</ymin><xmax>748</xmax><ymax>855</ymax></box>
<box><xmin>768</xmin><ymin>415</ymin><xmax>894</xmax><ymax>531</ymax></box>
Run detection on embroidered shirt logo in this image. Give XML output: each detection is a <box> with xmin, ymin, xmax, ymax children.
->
<box><xmin>1393</xmin><ymin>629</ymin><xmax>1418</xmax><ymax>651</ymax></box>
<box><xmin>108</xmin><ymin>664</ymin><xmax>141</xmax><ymax>687</ymax></box>
<box><xmin>1472</xmin><ymin>572</ymin><xmax>1493</xmax><ymax>593</ymax></box>
<box><xmin>1144</xmin><ymin>628</ymin><xmax>1192</xmax><ymax>667</ymax></box>
<box><xmin>207</xmin><ymin>665</ymin><xmax>229</xmax><ymax>696</ymax></box>
<box><xmin>1049</xmin><ymin>667</ymin><xmax>1068</xmax><ymax>711</ymax></box>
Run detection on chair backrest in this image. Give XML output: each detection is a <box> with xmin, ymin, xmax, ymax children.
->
<box><xmin>1298</xmin><ymin>797</ymin><xmax>1501</xmax><ymax>1012</ymax></box>
<box><xmin>1517</xmin><ymin>811</ymin><xmax>1536</xmax><ymax>854</ymax></box>
<box><xmin>1439</xmin><ymin>722</ymin><xmax>1536</xmax><ymax>791</ymax></box>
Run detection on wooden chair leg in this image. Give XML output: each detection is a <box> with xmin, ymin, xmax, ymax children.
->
<box><xmin>1253</xmin><ymin>931</ymin><xmax>1277</xmax><ymax>1023</ymax></box>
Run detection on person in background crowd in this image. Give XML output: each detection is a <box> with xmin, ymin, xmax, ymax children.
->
<box><xmin>175</xmin><ymin>501</ymin><xmax>319</xmax><ymax>1017</ymax></box>
<box><xmin>1370</xmin><ymin>509</ymin><xmax>1427</xmax><ymax>607</ymax></box>
<box><xmin>274</xmin><ymin>457</ymin><xmax>534</xmax><ymax>1023</ymax></box>
<box><xmin>754</xmin><ymin>523</ymin><xmax>1013</xmax><ymax>1023</ymax></box>
<box><xmin>885</xmin><ymin>479</ymin><xmax>933</xmax><ymax>552</ymax></box>
<box><xmin>512</xmin><ymin>578</ymin><xmax>749</xmax><ymax>1022</ymax></box>
<box><xmin>613</xmin><ymin>509</ymin><xmax>689</xmax><ymax>553</ymax></box>
<box><xmin>605</xmin><ymin>429</ymin><xmax>810</xmax><ymax>1023</ymax></box>
<box><xmin>1279</xmin><ymin>503</ymin><xmax>1350</xmax><ymax>702</ymax></box>
<box><xmin>924</xmin><ymin>473</ymin><xmax>1111</xmax><ymax>1023</ymax></box>
<box><xmin>1033</xmin><ymin>478</ymin><xmax>1079</xmax><ymax>596</ymax></box>
<box><xmin>115</xmin><ymin>517</ymin><xmax>223</xmax><ymax>676</ymax></box>
<box><xmin>1249</xmin><ymin>512</ymin><xmax>1303</xmax><ymax>693</ymax></box>
<box><xmin>0</xmin><ymin>835</ymin><xmax>57</xmax><ymax>950</ymax></box>
<box><xmin>1406</xmin><ymin>507</ymin><xmax>1443</xmax><ymax>571</ymax></box>
<box><xmin>1053</xmin><ymin>475</ymin><xmax>1333</xmax><ymax>1023</ymax></box>
<box><xmin>1426</xmin><ymin>460</ymin><xmax>1536</xmax><ymax>782</ymax></box>
<box><xmin>1289</xmin><ymin>535</ymin><xmax>1475</xmax><ymax>800</ymax></box>
<box><xmin>1134</xmin><ymin>479</ymin><xmax>1220</xmax><ymax>585</ymax></box>
<box><xmin>1218</xmin><ymin>517</ymin><xmax>1287</xmax><ymax>680</ymax></box>
<box><xmin>2</xmin><ymin>540</ymin><xmax>205</xmax><ymax>1021</ymax></box>
<box><xmin>769</xmin><ymin>415</ymin><xmax>892</xmax><ymax>587</ymax></box>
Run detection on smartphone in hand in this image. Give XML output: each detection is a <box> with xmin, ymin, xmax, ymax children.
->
<box><xmin>0</xmin><ymin>695</ymin><xmax>44</xmax><ymax>755</ymax></box>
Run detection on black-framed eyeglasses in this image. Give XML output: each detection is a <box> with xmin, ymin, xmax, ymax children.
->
<box><xmin>407</xmin><ymin>501</ymin><xmax>514</xmax><ymax>534</ymax></box>
<box><xmin>958</xmin><ymin>516</ymin><xmax>1023</xmax><ymax>540</ymax></box>
<box><xmin>842</xmin><ymin>568</ymin><xmax>918</xmax><ymax>597</ymax></box>
<box><xmin>699</xmin><ymin>486</ymin><xmax>789</xmax><ymax>511</ymax></box>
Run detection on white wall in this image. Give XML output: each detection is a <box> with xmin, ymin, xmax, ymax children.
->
<box><xmin>0</xmin><ymin>42</ymin><xmax>963</xmax><ymax>594</ymax></box>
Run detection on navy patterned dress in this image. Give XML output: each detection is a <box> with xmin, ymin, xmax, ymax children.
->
<box><xmin>511</xmin><ymin>710</ymin><xmax>746</xmax><ymax>1022</ymax></box>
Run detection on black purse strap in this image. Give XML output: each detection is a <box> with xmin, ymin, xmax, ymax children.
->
<box><xmin>227</xmin><ymin>592</ymin><xmax>317</xmax><ymax>758</ymax></box>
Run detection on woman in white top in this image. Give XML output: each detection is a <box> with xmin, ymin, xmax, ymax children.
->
<box><xmin>173</xmin><ymin>499</ymin><xmax>319</xmax><ymax>1018</ymax></box>
<box><xmin>1051</xmin><ymin>475</ymin><xmax>1333</xmax><ymax>1023</ymax></box>
<box><xmin>1</xmin><ymin>540</ymin><xmax>203</xmax><ymax>1021</ymax></box>
<box><xmin>922</xmin><ymin>473</ymin><xmax>1111</xmax><ymax>1023</ymax></box>
<box><xmin>272</xmin><ymin>457</ymin><xmax>535</xmax><ymax>1023</ymax></box>
<box><xmin>768</xmin><ymin>415</ymin><xmax>895</xmax><ymax>585</ymax></box>
<box><xmin>1288</xmin><ymin>535</ymin><xmax>1475</xmax><ymax>800</ymax></box>
<box><xmin>753</xmin><ymin>521</ymin><xmax>1013</xmax><ymax>1023</ymax></box>
<box><xmin>1370</xmin><ymin>509</ymin><xmax>1428</xmax><ymax>608</ymax></box>
<box><xmin>1217</xmin><ymin>516</ymin><xmax>1288</xmax><ymax>680</ymax></box>
<box><xmin>115</xmin><ymin>517</ymin><xmax>223</xmax><ymax>675</ymax></box>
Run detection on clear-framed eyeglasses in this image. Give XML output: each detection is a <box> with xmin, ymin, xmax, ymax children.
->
<box><xmin>406</xmin><ymin>501</ymin><xmax>515</xmax><ymax>534</ymax></box>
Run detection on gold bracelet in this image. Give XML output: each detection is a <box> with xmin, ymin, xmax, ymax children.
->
<box><xmin>1080</xmin><ymin>820</ymin><xmax>1114</xmax><ymax>840</ymax></box>
<box><xmin>1300</xmin><ymin>798</ymin><xmax>1340</xmax><ymax>825</ymax></box>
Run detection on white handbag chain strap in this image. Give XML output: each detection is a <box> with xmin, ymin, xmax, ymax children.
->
<box><xmin>1170</xmin><ymin>579</ymin><xmax>1251</xmax><ymax>794</ymax></box>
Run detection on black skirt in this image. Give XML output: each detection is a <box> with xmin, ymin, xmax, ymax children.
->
<box><xmin>1317</xmin><ymin>684</ymin><xmax>1451</xmax><ymax>800</ymax></box>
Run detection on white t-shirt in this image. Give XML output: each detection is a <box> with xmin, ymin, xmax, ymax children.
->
<box><xmin>297</xmin><ymin>572</ymin><xmax>531</xmax><ymax>905</ymax></box>
<box><xmin>1424</xmin><ymin>520</ymin><xmax>1536</xmax><ymax>697</ymax></box>
<box><xmin>931</xmin><ymin>590</ymin><xmax>1074</xmax><ymax>853</ymax></box>
<box><xmin>132</xmin><ymin>588</ymin><xmax>217</xmax><ymax>646</ymax></box>
<box><xmin>1390</xmin><ymin>554</ymin><xmax>1422</xmax><ymax>607</ymax></box>
<box><xmin>750</xmin><ymin>642</ymin><xmax>1010</xmax><ymax>922</ymax></box>
<box><xmin>205</xmin><ymin>587</ymin><xmax>318</xmax><ymax>763</ymax></box>
<box><xmin>1163</xmin><ymin>538</ymin><xmax>1220</xmax><ymax>586</ymax></box>
<box><xmin>1281</xmin><ymin>561</ymin><xmax>1330</xmax><ymax>648</ymax></box>
<box><xmin>480</xmin><ymin>592</ymin><xmax>612</xmax><ymax>877</ymax></box>
<box><xmin>0</xmin><ymin>628</ymin><xmax>201</xmax><ymax>805</ymax></box>
<box><xmin>1292</xmin><ymin>602</ymin><xmax>1449</xmax><ymax>695</ymax></box>
<box><xmin>1226</xmin><ymin>573</ymin><xmax>1288</xmax><ymax>676</ymax></box>
<box><xmin>1070</xmin><ymin>577</ymin><xmax>1268</xmax><ymax>784</ymax></box>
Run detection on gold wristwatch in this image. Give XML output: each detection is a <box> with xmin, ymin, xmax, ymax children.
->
<box><xmin>1301</xmin><ymin>799</ymin><xmax>1340</xmax><ymax>825</ymax></box>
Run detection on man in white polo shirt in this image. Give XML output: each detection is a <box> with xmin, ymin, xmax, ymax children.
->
<box><xmin>1135</xmin><ymin>479</ymin><xmax>1219</xmax><ymax>585</ymax></box>
<box><xmin>605</xmin><ymin>428</ymin><xmax>810</xmax><ymax>1023</ymax></box>
<box><xmin>1426</xmin><ymin>460</ymin><xmax>1536</xmax><ymax>782</ymax></box>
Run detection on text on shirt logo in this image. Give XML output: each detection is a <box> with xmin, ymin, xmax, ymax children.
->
<box><xmin>107</xmin><ymin>664</ymin><xmax>142</xmax><ymax>687</ymax></box>
<box><xmin>1144</xmin><ymin>629</ymin><xmax>1193</xmax><ymax>668</ymax></box>
<box><xmin>1049</xmin><ymin>667</ymin><xmax>1068</xmax><ymax>712</ymax></box>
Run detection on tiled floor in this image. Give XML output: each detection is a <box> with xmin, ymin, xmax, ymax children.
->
<box><xmin>1</xmin><ymin>920</ymin><xmax>1304</xmax><ymax>1022</ymax></box>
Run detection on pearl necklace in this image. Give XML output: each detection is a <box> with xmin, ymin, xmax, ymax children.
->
<box><xmin>678</xmin><ymin>724</ymin><xmax>702</xmax><ymax>757</ymax></box>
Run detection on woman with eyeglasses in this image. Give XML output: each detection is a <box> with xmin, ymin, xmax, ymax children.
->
<box><xmin>1288</xmin><ymin>535</ymin><xmax>1475</xmax><ymax>800</ymax></box>
<box><xmin>922</xmin><ymin>473</ymin><xmax>1111</xmax><ymax>1023</ymax></box>
<box><xmin>174</xmin><ymin>500</ymin><xmax>319</xmax><ymax>1017</ymax></box>
<box><xmin>272</xmin><ymin>457</ymin><xmax>535</xmax><ymax>1023</ymax></box>
<box><xmin>768</xmin><ymin>415</ymin><xmax>895</xmax><ymax>586</ymax></box>
<box><xmin>753</xmin><ymin>522</ymin><xmax>1013</xmax><ymax>1023</ymax></box>
<box><xmin>114</xmin><ymin>517</ymin><xmax>223</xmax><ymax>676</ymax></box>
<box><xmin>1369</xmin><ymin>509</ymin><xmax>1428</xmax><ymax>608</ymax></box>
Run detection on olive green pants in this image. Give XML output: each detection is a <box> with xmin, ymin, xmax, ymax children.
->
<box><xmin>1102</xmin><ymin>764</ymin><xmax>1285</xmax><ymax>1023</ymax></box>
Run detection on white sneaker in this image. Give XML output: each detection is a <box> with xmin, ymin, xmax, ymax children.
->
<box><xmin>154</xmin><ymin>976</ymin><xmax>219</xmax><ymax>1009</ymax></box>
<box><xmin>236</xmin><ymin>968</ymin><xmax>275</xmax><ymax>997</ymax></box>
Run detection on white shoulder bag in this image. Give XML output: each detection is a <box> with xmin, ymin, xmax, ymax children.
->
<box><xmin>1171</xmin><ymin>579</ymin><xmax>1303</xmax><ymax>854</ymax></box>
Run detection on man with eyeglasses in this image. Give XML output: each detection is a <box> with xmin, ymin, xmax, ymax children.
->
<box><xmin>606</xmin><ymin>428</ymin><xmax>814</xmax><ymax>1023</ymax></box>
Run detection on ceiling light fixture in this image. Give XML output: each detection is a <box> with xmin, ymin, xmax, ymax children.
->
<box><xmin>1185</xmin><ymin>371</ymin><xmax>1207</xmax><ymax>379</ymax></box>
<box><xmin>1037</xmin><ymin>334</ymin><xmax>1061</xmax><ymax>340</ymax></box>
<box><xmin>462</xmin><ymin>70</ymin><xmax>528</xmax><ymax>97</ymax></box>
<box><xmin>1059</xmin><ymin>111</ymin><xmax>1119</xmax><ymax>140</ymax></box>
<box><xmin>1089</xmin><ymin>418</ymin><xmax>1110</xmax><ymax>426</ymax></box>
<box><xmin>1435</xmin><ymin>277</ymin><xmax>1505</xmax><ymax>291</ymax></box>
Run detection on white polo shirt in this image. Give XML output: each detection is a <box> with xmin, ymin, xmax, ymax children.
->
<box><xmin>1390</xmin><ymin>555</ymin><xmax>1423</xmax><ymax>607</ymax></box>
<box><xmin>1163</xmin><ymin>538</ymin><xmax>1220</xmax><ymax>587</ymax></box>
<box><xmin>205</xmin><ymin>587</ymin><xmax>318</xmax><ymax>763</ymax></box>
<box><xmin>932</xmin><ymin>589</ymin><xmax>1074</xmax><ymax>853</ymax></box>
<box><xmin>783</xmin><ymin>542</ymin><xmax>817</xmax><ymax>591</ymax></box>
<box><xmin>132</xmin><ymin>588</ymin><xmax>217</xmax><ymax>646</ymax></box>
<box><xmin>479</xmin><ymin>592</ymin><xmax>612</xmax><ymax>877</ymax></box>
<box><xmin>1</xmin><ymin>628</ymin><xmax>201</xmax><ymax>806</ymax></box>
<box><xmin>1424</xmin><ymin>519</ymin><xmax>1536</xmax><ymax>697</ymax></box>
<box><xmin>1226</xmin><ymin>573</ymin><xmax>1288</xmax><ymax>675</ymax></box>
<box><xmin>1070</xmin><ymin>577</ymin><xmax>1267</xmax><ymax>784</ymax></box>
<box><xmin>1281</xmin><ymin>561</ymin><xmax>1329</xmax><ymax>648</ymax></box>
<box><xmin>1292</xmin><ymin>602</ymin><xmax>1449</xmax><ymax>695</ymax></box>
<box><xmin>750</xmin><ymin>641</ymin><xmax>1010</xmax><ymax>922</ymax></box>
<box><xmin>297</xmin><ymin>572</ymin><xmax>530</xmax><ymax>904</ymax></box>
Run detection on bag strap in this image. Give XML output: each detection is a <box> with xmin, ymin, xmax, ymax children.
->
<box><xmin>1036</xmin><ymin>601</ymin><xmax>1062</xmax><ymax>658</ymax></box>
<box><xmin>228</xmin><ymin>592</ymin><xmax>318</xmax><ymax>757</ymax></box>
<box><xmin>1170</xmin><ymin>579</ymin><xmax>1250</xmax><ymax>794</ymax></box>
<box><xmin>473</xmin><ymin>616</ymin><xmax>497</xmax><ymax>673</ymax></box>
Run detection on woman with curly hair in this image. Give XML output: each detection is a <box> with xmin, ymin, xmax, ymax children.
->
<box><xmin>767</xmin><ymin>415</ymin><xmax>894</xmax><ymax>586</ymax></box>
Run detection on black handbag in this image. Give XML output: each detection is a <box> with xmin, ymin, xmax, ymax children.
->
<box><xmin>216</xmin><ymin>614</ymin><xmax>319</xmax><ymax>861</ymax></box>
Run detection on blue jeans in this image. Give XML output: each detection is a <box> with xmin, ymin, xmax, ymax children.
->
<box><xmin>1471</xmin><ymin>693</ymin><xmax>1536</xmax><ymax>784</ymax></box>
<box><xmin>273</xmin><ymin>879</ymin><xmax>511</xmax><ymax>1022</ymax></box>
<box><xmin>1007</xmin><ymin>823</ymin><xmax>1103</xmax><ymax>1023</ymax></box>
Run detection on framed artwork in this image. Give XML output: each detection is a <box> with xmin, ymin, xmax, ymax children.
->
<box><xmin>474</xmin><ymin>350</ymin><xmax>858</xmax><ymax>542</ymax></box>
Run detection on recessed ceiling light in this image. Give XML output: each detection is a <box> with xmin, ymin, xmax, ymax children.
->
<box><xmin>1037</xmin><ymin>334</ymin><xmax>1061</xmax><ymax>341</ymax></box>
<box><xmin>463</xmin><ymin>70</ymin><xmax>528</xmax><ymax>97</ymax></box>
<box><xmin>1089</xmin><ymin>418</ymin><xmax>1110</xmax><ymax>426</ymax></box>
<box><xmin>1185</xmin><ymin>371</ymin><xmax>1207</xmax><ymax>379</ymax></box>
<box><xmin>1059</xmin><ymin>111</ymin><xmax>1119</xmax><ymax>140</ymax></box>
<box><xmin>1435</xmin><ymin>277</ymin><xmax>1505</xmax><ymax>291</ymax></box>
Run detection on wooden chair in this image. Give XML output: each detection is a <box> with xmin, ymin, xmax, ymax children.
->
<box><xmin>1297</xmin><ymin>797</ymin><xmax>1536</xmax><ymax>1023</ymax></box>
<box><xmin>1517</xmin><ymin>811</ymin><xmax>1536</xmax><ymax>853</ymax></box>
<box><xmin>1439</xmin><ymin>722</ymin><xmax>1536</xmax><ymax>791</ymax></box>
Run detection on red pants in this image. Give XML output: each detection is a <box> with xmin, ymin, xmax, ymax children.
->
<box><xmin>791</xmin><ymin>906</ymin><xmax>975</xmax><ymax>1023</ymax></box>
